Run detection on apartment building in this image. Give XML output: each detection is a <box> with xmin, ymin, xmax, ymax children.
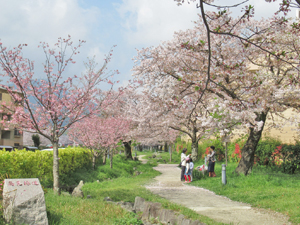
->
<box><xmin>0</xmin><ymin>87</ymin><xmax>23</xmax><ymax>150</ymax></box>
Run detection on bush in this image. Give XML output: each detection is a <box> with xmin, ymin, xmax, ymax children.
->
<box><xmin>255</xmin><ymin>137</ymin><xmax>282</xmax><ymax>166</ymax></box>
<box><xmin>225</xmin><ymin>134</ymin><xmax>248</xmax><ymax>163</ymax></box>
<box><xmin>281</xmin><ymin>143</ymin><xmax>300</xmax><ymax>174</ymax></box>
<box><xmin>0</xmin><ymin>147</ymin><xmax>95</xmax><ymax>187</ymax></box>
<box><xmin>198</xmin><ymin>139</ymin><xmax>224</xmax><ymax>161</ymax></box>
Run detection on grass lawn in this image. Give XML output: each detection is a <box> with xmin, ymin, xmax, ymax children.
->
<box><xmin>191</xmin><ymin>161</ymin><xmax>300</xmax><ymax>224</ymax></box>
<box><xmin>38</xmin><ymin>154</ymin><xmax>225</xmax><ymax>225</ymax></box>
<box><xmin>136</xmin><ymin>149</ymin><xmax>180</xmax><ymax>165</ymax></box>
<box><xmin>3</xmin><ymin>150</ymin><xmax>299</xmax><ymax>224</ymax></box>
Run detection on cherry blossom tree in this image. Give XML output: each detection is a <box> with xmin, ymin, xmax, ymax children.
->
<box><xmin>0</xmin><ymin>36</ymin><xmax>117</xmax><ymax>194</ymax></box>
<box><xmin>69</xmin><ymin>115</ymin><xmax>131</xmax><ymax>169</ymax></box>
<box><xmin>122</xmin><ymin>82</ymin><xmax>216</xmax><ymax>161</ymax></box>
<box><xmin>132</xmin><ymin>14</ymin><xmax>300</xmax><ymax>174</ymax></box>
<box><xmin>171</xmin><ymin>0</ymin><xmax>300</xmax><ymax>175</ymax></box>
<box><xmin>98</xmin><ymin>88</ymin><xmax>136</xmax><ymax>160</ymax></box>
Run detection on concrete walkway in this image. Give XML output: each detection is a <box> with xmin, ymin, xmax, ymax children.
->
<box><xmin>142</xmin><ymin>161</ymin><xmax>291</xmax><ymax>225</ymax></box>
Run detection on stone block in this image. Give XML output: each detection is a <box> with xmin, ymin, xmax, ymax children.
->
<box><xmin>133</xmin><ymin>196</ymin><xmax>145</xmax><ymax>212</ymax></box>
<box><xmin>141</xmin><ymin>202</ymin><xmax>162</xmax><ymax>221</ymax></box>
<box><xmin>158</xmin><ymin>208</ymin><xmax>177</xmax><ymax>224</ymax></box>
<box><xmin>177</xmin><ymin>214</ymin><xmax>186</xmax><ymax>224</ymax></box>
<box><xmin>191</xmin><ymin>220</ymin><xmax>205</xmax><ymax>225</ymax></box>
<box><xmin>149</xmin><ymin>202</ymin><xmax>162</xmax><ymax>219</ymax></box>
<box><xmin>3</xmin><ymin>178</ymin><xmax>48</xmax><ymax>225</ymax></box>
<box><xmin>72</xmin><ymin>180</ymin><xmax>84</xmax><ymax>198</ymax></box>
<box><xmin>182</xmin><ymin>218</ymin><xmax>192</xmax><ymax>225</ymax></box>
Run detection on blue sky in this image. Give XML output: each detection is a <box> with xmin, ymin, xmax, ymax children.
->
<box><xmin>0</xmin><ymin>0</ymin><xmax>297</xmax><ymax>89</ymax></box>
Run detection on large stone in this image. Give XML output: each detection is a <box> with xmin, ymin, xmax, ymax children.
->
<box><xmin>182</xmin><ymin>218</ymin><xmax>192</xmax><ymax>225</ymax></box>
<box><xmin>3</xmin><ymin>178</ymin><xmax>48</xmax><ymax>225</ymax></box>
<box><xmin>142</xmin><ymin>202</ymin><xmax>162</xmax><ymax>221</ymax></box>
<box><xmin>191</xmin><ymin>220</ymin><xmax>206</xmax><ymax>225</ymax></box>
<box><xmin>133</xmin><ymin>197</ymin><xmax>205</xmax><ymax>225</ymax></box>
<box><xmin>72</xmin><ymin>180</ymin><xmax>84</xmax><ymax>198</ymax></box>
<box><xmin>177</xmin><ymin>214</ymin><xmax>186</xmax><ymax>224</ymax></box>
<box><xmin>133</xmin><ymin>196</ymin><xmax>146</xmax><ymax>212</ymax></box>
<box><xmin>158</xmin><ymin>208</ymin><xmax>177</xmax><ymax>225</ymax></box>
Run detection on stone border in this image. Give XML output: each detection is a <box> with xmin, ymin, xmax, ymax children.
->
<box><xmin>105</xmin><ymin>196</ymin><xmax>205</xmax><ymax>225</ymax></box>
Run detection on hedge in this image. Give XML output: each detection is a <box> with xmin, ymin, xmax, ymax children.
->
<box><xmin>0</xmin><ymin>147</ymin><xmax>93</xmax><ymax>185</ymax></box>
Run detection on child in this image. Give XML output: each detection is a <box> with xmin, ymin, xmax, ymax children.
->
<box><xmin>189</xmin><ymin>158</ymin><xmax>194</xmax><ymax>181</ymax></box>
<box><xmin>184</xmin><ymin>158</ymin><xmax>192</xmax><ymax>183</ymax></box>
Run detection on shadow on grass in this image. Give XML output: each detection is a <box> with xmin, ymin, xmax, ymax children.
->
<box><xmin>47</xmin><ymin>210</ymin><xmax>63</xmax><ymax>225</ymax></box>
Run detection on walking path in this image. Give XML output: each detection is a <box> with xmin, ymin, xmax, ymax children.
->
<box><xmin>139</xmin><ymin>156</ymin><xmax>290</xmax><ymax>225</ymax></box>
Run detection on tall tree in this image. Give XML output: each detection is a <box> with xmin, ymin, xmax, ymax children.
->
<box><xmin>69</xmin><ymin>116</ymin><xmax>131</xmax><ymax>169</ymax></box>
<box><xmin>31</xmin><ymin>134</ymin><xmax>40</xmax><ymax>148</ymax></box>
<box><xmin>0</xmin><ymin>36</ymin><xmax>116</xmax><ymax>194</ymax></box>
<box><xmin>132</xmin><ymin>14</ymin><xmax>300</xmax><ymax>174</ymax></box>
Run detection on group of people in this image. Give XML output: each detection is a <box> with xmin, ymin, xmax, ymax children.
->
<box><xmin>180</xmin><ymin>146</ymin><xmax>216</xmax><ymax>182</ymax></box>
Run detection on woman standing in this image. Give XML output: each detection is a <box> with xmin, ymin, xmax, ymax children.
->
<box><xmin>208</xmin><ymin>146</ymin><xmax>216</xmax><ymax>177</ymax></box>
<box><xmin>180</xmin><ymin>148</ymin><xmax>190</xmax><ymax>181</ymax></box>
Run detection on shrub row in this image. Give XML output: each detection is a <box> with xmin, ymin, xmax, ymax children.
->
<box><xmin>175</xmin><ymin>136</ymin><xmax>300</xmax><ymax>174</ymax></box>
<box><xmin>0</xmin><ymin>147</ymin><xmax>93</xmax><ymax>185</ymax></box>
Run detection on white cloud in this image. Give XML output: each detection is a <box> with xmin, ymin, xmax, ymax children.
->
<box><xmin>117</xmin><ymin>0</ymin><xmax>199</xmax><ymax>46</ymax></box>
<box><xmin>0</xmin><ymin>0</ymin><xmax>105</xmax><ymax>80</ymax></box>
<box><xmin>117</xmin><ymin>0</ymin><xmax>297</xmax><ymax>47</ymax></box>
<box><xmin>0</xmin><ymin>0</ymin><xmax>100</xmax><ymax>45</ymax></box>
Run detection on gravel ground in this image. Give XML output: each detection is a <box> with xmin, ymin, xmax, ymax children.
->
<box><xmin>140</xmin><ymin>157</ymin><xmax>291</xmax><ymax>225</ymax></box>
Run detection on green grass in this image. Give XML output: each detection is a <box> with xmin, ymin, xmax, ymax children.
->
<box><xmin>0</xmin><ymin>153</ymin><xmax>223</xmax><ymax>225</ymax></box>
<box><xmin>190</xmin><ymin>162</ymin><xmax>300</xmax><ymax>224</ymax></box>
<box><xmin>136</xmin><ymin>149</ymin><xmax>180</xmax><ymax>164</ymax></box>
<box><xmin>5</xmin><ymin>150</ymin><xmax>299</xmax><ymax>224</ymax></box>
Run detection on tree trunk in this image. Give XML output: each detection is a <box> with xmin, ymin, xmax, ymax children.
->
<box><xmin>123</xmin><ymin>141</ymin><xmax>133</xmax><ymax>160</ymax></box>
<box><xmin>191</xmin><ymin>140</ymin><xmax>198</xmax><ymax>161</ymax></box>
<box><xmin>235</xmin><ymin>112</ymin><xmax>268</xmax><ymax>175</ymax></box>
<box><xmin>164</xmin><ymin>142</ymin><xmax>168</xmax><ymax>152</ymax></box>
<box><xmin>190</xmin><ymin>127</ymin><xmax>198</xmax><ymax>161</ymax></box>
<box><xmin>52</xmin><ymin>141</ymin><xmax>60</xmax><ymax>195</ymax></box>
<box><xmin>92</xmin><ymin>150</ymin><xmax>96</xmax><ymax>170</ymax></box>
<box><xmin>169</xmin><ymin>144</ymin><xmax>174</xmax><ymax>162</ymax></box>
<box><xmin>138</xmin><ymin>144</ymin><xmax>143</xmax><ymax>152</ymax></box>
<box><xmin>110</xmin><ymin>147</ymin><xmax>113</xmax><ymax>169</ymax></box>
<box><xmin>103</xmin><ymin>148</ymin><xmax>108</xmax><ymax>165</ymax></box>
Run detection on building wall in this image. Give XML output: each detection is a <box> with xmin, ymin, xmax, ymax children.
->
<box><xmin>232</xmin><ymin>108</ymin><xmax>299</xmax><ymax>144</ymax></box>
<box><xmin>181</xmin><ymin>108</ymin><xmax>299</xmax><ymax>145</ymax></box>
<box><xmin>0</xmin><ymin>88</ymin><xmax>23</xmax><ymax>148</ymax></box>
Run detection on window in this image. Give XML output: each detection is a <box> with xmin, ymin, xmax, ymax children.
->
<box><xmin>2</xmin><ymin>114</ymin><xmax>11</xmax><ymax>121</ymax></box>
<box><xmin>14</xmin><ymin>143</ymin><xmax>20</xmax><ymax>147</ymax></box>
<box><xmin>1</xmin><ymin>130</ymin><xmax>11</xmax><ymax>139</ymax></box>
<box><xmin>14</xmin><ymin>128</ymin><xmax>21</xmax><ymax>136</ymax></box>
<box><xmin>0</xmin><ymin>93</ymin><xmax>2</xmax><ymax>101</ymax></box>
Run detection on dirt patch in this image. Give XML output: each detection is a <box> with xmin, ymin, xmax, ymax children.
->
<box><xmin>144</xmin><ymin>163</ymin><xmax>291</xmax><ymax>225</ymax></box>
